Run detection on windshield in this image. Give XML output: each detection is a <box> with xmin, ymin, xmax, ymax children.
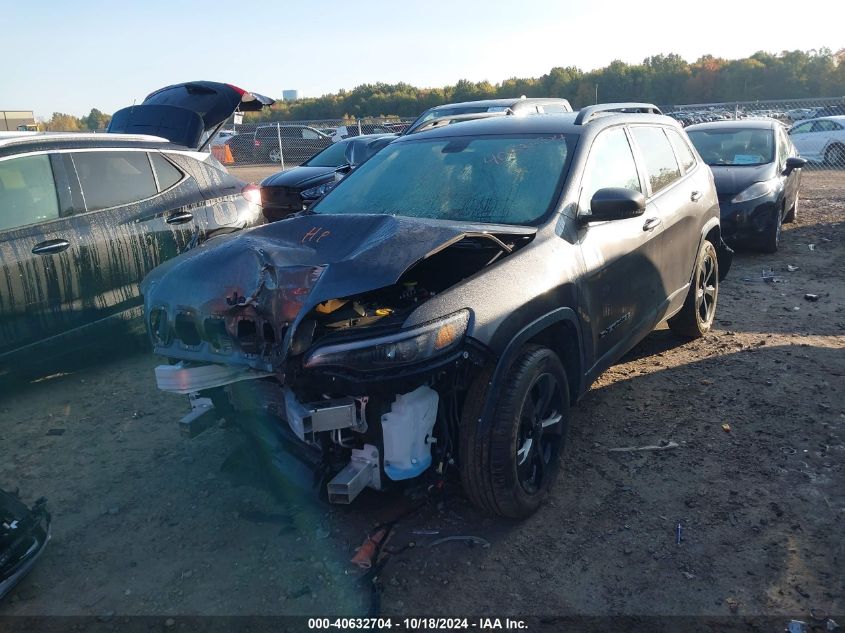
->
<box><xmin>303</xmin><ymin>140</ymin><xmax>350</xmax><ymax>167</ymax></box>
<box><xmin>312</xmin><ymin>134</ymin><xmax>573</xmax><ymax>225</ymax></box>
<box><xmin>687</xmin><ymin>128</ymin><xmax>775</xmax><ymax>166</ymax></box>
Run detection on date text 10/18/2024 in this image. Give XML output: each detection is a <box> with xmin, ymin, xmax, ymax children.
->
<box><xmin>308</xmin><ymin>617</ymin><xmax>529</xmax><ymax>630</ymax></box>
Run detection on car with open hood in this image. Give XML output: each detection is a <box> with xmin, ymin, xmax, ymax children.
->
<box><xmin>687</xmin><ymin>119</ymin><xmax>806</xmax><ymax>252</ymax></box>
<box><xmin>143</xmin><ymin>103</ymin><xmax>731</xmax><ymax>518</ymax></box>
<box><xmin>259</xmin><ymin>133</ymin><xmax>397</xmax><ymax>221</ymax></box>
<box><xmin>0</xmin><ymin>81</ymin><xmax>273</xmax><ymax>377</ymax></box>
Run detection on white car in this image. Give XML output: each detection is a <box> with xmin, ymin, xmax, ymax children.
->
<box><xmin>209</xmin><ymin>129</ymin><xmax>237</xmax><ymax>147</ymax></box>
<box><xmin>788</xmin><ymin>116</ymin><xmax>845</xmax><ymax>166</ymax></box>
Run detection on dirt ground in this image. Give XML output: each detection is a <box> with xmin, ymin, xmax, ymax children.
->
<box><xmin>0</xmin><ymin>170</ymin><xmax>842</xmax><ymax>621</ymax></box>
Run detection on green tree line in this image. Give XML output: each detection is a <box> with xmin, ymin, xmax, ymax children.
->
<box><xmin>44</xmin><ymin>48</ymin><xmax>845</xmax><ymax>129</ymax></box>
<box><xmin>43</xmin><ymin>108</ymin><xmax>111</xmax><ymax>132</ymax></box>
<box><xmin>250</xmin><ymin>48</ymin><xmax>845</xmax><ymax>121</ymax></box>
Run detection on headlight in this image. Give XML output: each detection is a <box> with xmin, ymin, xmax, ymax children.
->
<box><xmin>303</xmin><ymin>310</ymin><xmax>470</xmax><ymax>371</ymax></box>
<box><xmin>301</xmin><ymin>182</ymin><xmax>336</xmax><ymax>200</ymax></box>
<box><xmin>731</xmin><ymin>179</ymin><xmax>777</xmax><ymax>203</ymax></box>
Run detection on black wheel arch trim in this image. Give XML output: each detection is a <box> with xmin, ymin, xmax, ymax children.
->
<box><xmin>696</xmin><ymin>217</ymin><xmax>732</xmax><ymax>282</ymax></box>
<box><xmin>477</xmin><ymin>307</ymin><xmax>584</xmax><ymax>434</ymax></box>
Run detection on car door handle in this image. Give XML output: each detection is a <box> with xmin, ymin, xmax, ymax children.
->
<box><xmin>166</xmin><ymin>210</ymin><xmax>194</xmax><ymax>225</ymax></box>
<box><xmin>642</xmin><ymin>217</ymin><xmax>662</xmax><ymax>232</ymax></box>
<box><xmin>31</xmin><ymin>239</ymin><xmax>70</xmax><ymax>255</ymax></box>
<box><xmin>690</xmin><ymin>191</ymin><xmax>703</xmax><ymax>202</ymax></box>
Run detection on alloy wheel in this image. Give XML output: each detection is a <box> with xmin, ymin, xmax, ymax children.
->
<box><xmin>696</xmin><ymin>248</ymin><xmax>718</xmax><ymax>325</ymax></box>
<box><xmin>515</xmin><ymin>372</ymin><xmax>564</xmax><ymax>494</ymax></box>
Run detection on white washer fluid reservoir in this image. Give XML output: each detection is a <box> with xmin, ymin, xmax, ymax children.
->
<box><xmin>381</xmin><ymin>385</ymin><xmax>439</xmax><ymax>480</ymax></box>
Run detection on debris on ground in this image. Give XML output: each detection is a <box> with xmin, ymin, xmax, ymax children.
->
<box><xmin>607</xmin><ymin>441</ymin><xmax>679</xmax><ymax>453</ymax></box>
<box><xmin>429</xmin><ymin>535</ymin><xmax>491</xmax><ymax>549</ymax></box>
<box><xmin>805</xmin><ymin>293</ymin><xmax>820</xmax><ymax>302</ymax></box>
<box><xmin>721</xmin><ymin>423</ymin><xmax>732</xmax><ymax>433</ymax></box>
<box><xmin>351</xmin><ymin>528</ymin><xmax>388</xmax><ymax>569</ymax></box>
<box><xmin>786</xmin><ymin>264</ymin><xmax>800</xmax><ymax>272</ymax></box>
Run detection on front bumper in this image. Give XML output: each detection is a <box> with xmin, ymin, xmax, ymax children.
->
<box><xmin>718</xmin><ymin>194</ymin><xmax>780</xmax><ymax>246</ymax></box>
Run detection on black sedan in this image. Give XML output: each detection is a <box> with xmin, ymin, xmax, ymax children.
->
<box><xmin>686</xmin><ymin>120</ymin><xmax>806</xmax><ymax>252</ymax></box>
<box><xmin>0</xmin><ymin>81</ymin><xmax>272</xmax><ymax>377</ymax></box>
<box><xmin>260</xmin><ymin>133</ymin><xmax>396</xmax><ymax>221</ymax></box>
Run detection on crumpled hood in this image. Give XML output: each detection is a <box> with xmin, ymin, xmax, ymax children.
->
<box><xmin>142</xmin><ymin>214</ymin><xmax>536</xmax><ymax>366</ymax></box>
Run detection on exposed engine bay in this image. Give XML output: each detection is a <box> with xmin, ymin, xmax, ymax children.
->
<box><xmin>144</xmin><ymin>213</ymin><xmax>535</xmax><ymax>503</ymax></box>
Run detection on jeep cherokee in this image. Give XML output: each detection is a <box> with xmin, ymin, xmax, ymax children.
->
<box><xmin>143</xmin><ymin>103</ymin><xmax>732</xmax><ymax>518</ymax></box>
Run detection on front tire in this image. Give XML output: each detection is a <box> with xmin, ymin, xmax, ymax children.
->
<box><xmin>759</xmin><ymin>206</ymin><xmax>782</xmax><ymax>253</ymax></box>
<box><xmin>669</xmin><ymin>239</ymin><xmax>719</xmax><ymax>339</ymax></box>
<box><xmin>783</xmin><ymin>197</ymin><xmax>798</xmax><ymax>223</ymax></box>
<box><xmin>460</xmin><ymin>345</ymin><xmax>569</xmax><ymax>518</ymax></box>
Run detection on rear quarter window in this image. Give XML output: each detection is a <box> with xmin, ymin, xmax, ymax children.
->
<box><xmin>666</xmin><ymin>129</ymin><xmax>697</xmax><ymax>172</ymax></box>
<box><xmin>151</xmin><ymin>153</ymin><xmax>183</xmax><ymax>191</ymax></box>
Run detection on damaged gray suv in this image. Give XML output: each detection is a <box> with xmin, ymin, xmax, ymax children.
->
<box><xmin>144</xmin><ymin>103</ymin><xmax>732</xmax><ymax>518</ymax></box>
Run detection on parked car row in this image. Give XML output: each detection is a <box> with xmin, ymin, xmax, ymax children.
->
<box><xmin>224</xmin><ymin>122</ymin><xmax>405</xmax><ymax>165</ymax></box>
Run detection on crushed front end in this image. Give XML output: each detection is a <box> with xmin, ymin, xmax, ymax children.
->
<box><xmin>143</xmin><ymin>214</ymin><xmax>534</xmax><ymax>503</ymax></box>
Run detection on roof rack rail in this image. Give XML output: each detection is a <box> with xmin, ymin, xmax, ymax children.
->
<box><xmin>574</xmin><ymin>103</ymin><xmax>663</xmax><ymax>125</ymax></box>
<box><xmin>409</xmin><ymin>111</ymin><xmax>508</xmax><ymax>134</ymax></box>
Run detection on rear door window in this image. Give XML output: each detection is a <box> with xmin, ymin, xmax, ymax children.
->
<box><xmin>71</xmin><ymin>151</ymin><xmax>157</xmax><ymax>211</ymax></box>
<box><xmin>0</xmin><ymin>154</ymin><xmax>60</xmax><ymax>231</ymax></box>
<box><xmin>814</xmin><ymin>120</ymin><xmax>841</xmax><ymax>132</ymax></box>
<box><xmin>631</xmin><ymin>127</ymin><xmax>682</xmax><ymax>195</ymax></box>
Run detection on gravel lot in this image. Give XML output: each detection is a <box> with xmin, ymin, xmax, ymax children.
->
<box><xmin>0</xmin><ymin>170</ymin><xmax>842</xmax><ymax>621</ymax></box>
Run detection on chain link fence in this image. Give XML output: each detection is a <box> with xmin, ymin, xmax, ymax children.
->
<box><xmin>661</xmin><ymin>97</ymin><xmax>845</xmax><ymax>168</ymax></box>
<box><xmin>211</xmin><ymin>117</ymin><xmax>414</xmax><ymax>168</ymax></box>
<box><xmin>212</xmin><ymin>98</ymin><xmax>845</xmax><ymax>170</ymax></box>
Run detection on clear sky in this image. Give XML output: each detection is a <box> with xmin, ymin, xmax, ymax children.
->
<box><xmin>2</xmin><ymin>0</ymin><xmax>842</xmax><ymax>119</ymax></box>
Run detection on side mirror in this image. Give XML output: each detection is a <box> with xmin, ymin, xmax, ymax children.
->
<box><xmin>585</xmin><ymin>188</ymin><xmax>646</xmax><ymax>222</ymax></box>
<box><xmin>784</xmin><ymin>156</ymin><xmax>807</xmax><ymax>173</ymax></box>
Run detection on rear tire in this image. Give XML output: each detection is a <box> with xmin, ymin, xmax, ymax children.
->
<box><xmin>669</xmin><ymin>240</ymin><xmax>719</xmax><ymax>339</ymax></box>
<box><xmin>460</xmin><ymin>345</ymin><xmax>569</xmax><ymax>518</ymax></box>
<box><xmin>824</xmin><ymin>144</ymin><xmax>845</xmax><ymax>168</ymax></box>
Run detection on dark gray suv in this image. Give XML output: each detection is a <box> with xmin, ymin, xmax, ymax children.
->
<box><xmin>142</xmin><ymin>103</ymin><xmax>731</xmax><ymax>518</ymax></box>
